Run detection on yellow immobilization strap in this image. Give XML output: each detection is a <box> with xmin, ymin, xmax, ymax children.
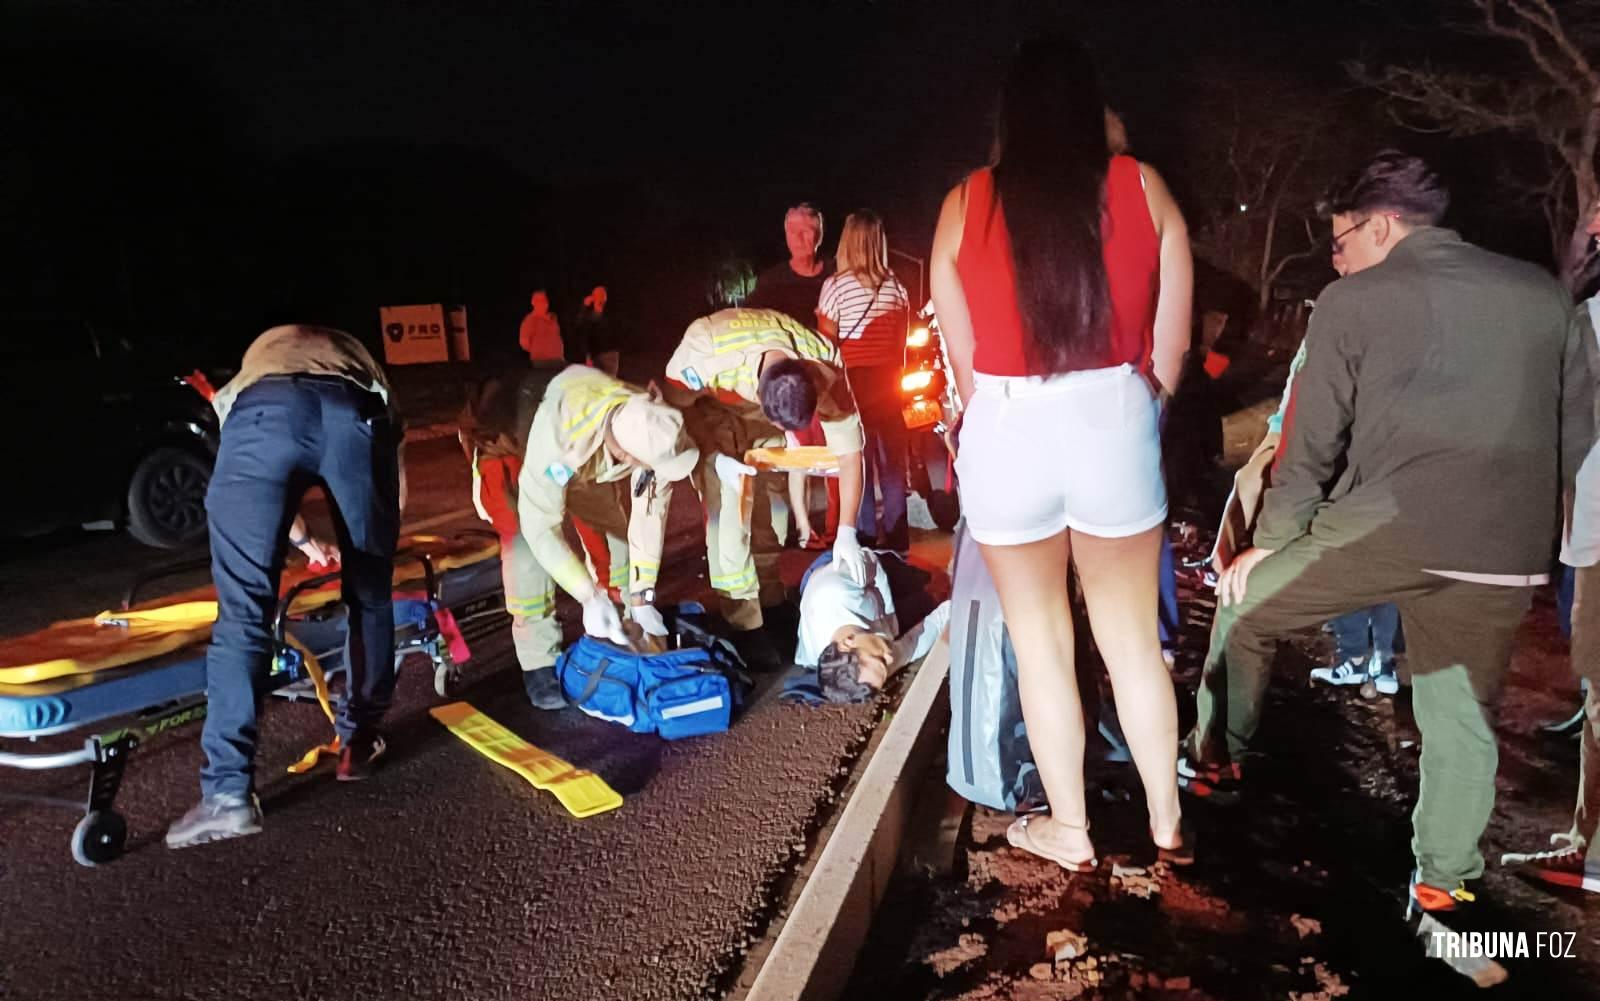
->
<box><xmin>428</xmin><ymin>702</ymin><xmax>623</xmax><ymax>818</ymax></box>
<box><xmin>283</xmin><ymin>635</ymin><xmax>342</xmax><ymax>774</ymax></box>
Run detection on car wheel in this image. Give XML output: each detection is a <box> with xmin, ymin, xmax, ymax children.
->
<box><xmin>126</xmin><ymin>446</ymin><xmax>211</xmax><ymax>549</ymax></box>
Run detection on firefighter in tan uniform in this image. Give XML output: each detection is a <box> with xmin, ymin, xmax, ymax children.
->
<box><xmin>664</xmin><ymin>308</ymin><xmax>867</xmax><ymax>658</ymax></box>
<box><xmin>507</xmin><ymin>366</ymin><xmax>698</xmax><ymax>702</ymax></box>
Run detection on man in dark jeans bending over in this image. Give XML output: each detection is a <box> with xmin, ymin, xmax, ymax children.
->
<box><xmin>167</xmin><ymin>324</ymin><xmax>404</xmax><ymax>849</ymax></box>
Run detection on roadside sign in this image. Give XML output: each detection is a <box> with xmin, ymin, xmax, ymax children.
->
<box><xmin>379</xmin><ymin>304</ymin><xmax>449</xmax><ymax>365</ymax></box>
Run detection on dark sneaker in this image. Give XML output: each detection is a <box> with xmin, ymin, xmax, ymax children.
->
<box><xmin>522</xmin><ymin>666</ymin><xmax>567</xmax><ymax>710</ymax></box>
<box><xmin>1407</xmin><ymin>870</ymin><xmax>1509</xmax><ymax>987</ymax></box>
<box><xmin>1502</xmin><ymin>835</ymin><xmax>1600</xmax><ymax>892</ymax></box>
<box><xmin>760</xmin><ymin>599</ymin><xmax>799</xmax><ymax>623</ymax></box>
<box><xmin>1177</xmin><ymin>752</ymin><xmax>1242</xmax><ymax>800</ymax></box>
<box><xmin>336</xmin><ymin>732</ymin><xmax>388</xmax><ymax>782</ymax></box>
<box><xmin>1310</xmin><ymin>658</ymin><xmax>1370</xmax><ymax>687</ymax></box>
<box><xmin>731</xmin><ymin>628</ymin><xmax>784</xmax><ymax>673</ymax></box>
<box><xmin>165</xmin><ymin>792</ymin><xmax>263</xmax><ymax>849</ymax></box>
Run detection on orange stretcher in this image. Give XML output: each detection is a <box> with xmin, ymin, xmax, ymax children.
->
<box><xmin>742</xmin><ymin>445</ymin><xmax>840</xmax><ymax>476</ymax></box>
<box><xmin>0</xmin><ymin>533</ymin><xmax>508</xmax><ymax>866</ymax></box>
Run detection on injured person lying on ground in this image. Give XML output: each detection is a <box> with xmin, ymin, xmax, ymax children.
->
<box><xmin>785</xmin><ymin>551</ymin><xmax>950</xmax><ymax>703</ymax></box>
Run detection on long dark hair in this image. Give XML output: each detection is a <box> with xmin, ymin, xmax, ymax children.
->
<box><xmin>991</xmin><ymin>36</ymin><xmax>1111</xmax><ymax>371</ymax></box>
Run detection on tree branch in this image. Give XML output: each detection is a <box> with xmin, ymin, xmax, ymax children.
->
<box><xmin>1476</xmin><ymin>0</ymin><xmax>1592</xmax><ymax>96</ymax></box>
<box><xmin>1502</xmin><ymin>0</ymin><xmax>1600</xmax><ymax>88</ymax></box>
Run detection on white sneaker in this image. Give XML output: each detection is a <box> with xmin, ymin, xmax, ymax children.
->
<box><xmin>1368</xmin><ymin>654</ymin><xmax>1399</xmax><ymax>695</ymax></box>
<box><xmin>1310</xmin><ymin>659</ymin><xmax>1369</xmax><ymax>686</ymax></box>
<box><xmin>1501</xmin><ymin>833</ymin><xmax>1600</xmax><ymax>893</ymax></box>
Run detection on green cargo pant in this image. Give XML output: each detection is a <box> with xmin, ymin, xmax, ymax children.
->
<box><xmin>1188</xmin><ymin>531</ymin><xmax>1532</xmax><ymax>887</ymax></box>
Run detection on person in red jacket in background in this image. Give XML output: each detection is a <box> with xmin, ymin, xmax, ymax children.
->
<box><xmin>519</xmin><ymin>290</ymin><xmax>565</xmax><ymax>366</ymax></box>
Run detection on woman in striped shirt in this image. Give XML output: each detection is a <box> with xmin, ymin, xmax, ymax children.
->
<box><xmin>817</xmin><ymin>211</ymin><xmax>913</xmax><ymax>554</ymax></box>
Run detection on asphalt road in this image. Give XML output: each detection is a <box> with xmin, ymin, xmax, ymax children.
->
<box><xmin>0</xmin><ymin>431</ymin><xmax>952</xmax><ymax>1000</ymax></box>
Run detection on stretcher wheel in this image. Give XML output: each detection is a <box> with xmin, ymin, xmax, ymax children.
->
<box><xmin>433</xmin><ymin>653</ymin><xmax>460</xmax><ymax>698</ymax></box>
<box><xmin>71</xmin><ymin>810</ymin><xmax>127</xmax><ymax>867</ymax></box>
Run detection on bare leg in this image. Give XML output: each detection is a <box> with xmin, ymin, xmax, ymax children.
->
<box><xmin>1072</xmin><ymin>524</ymin><xmax>1183</xmax><ymax>845</ymax></box>
<box><xmin>980</xmin><ymin>531</ymin><xmax>1094</xmax><ymax>862</ymax></box>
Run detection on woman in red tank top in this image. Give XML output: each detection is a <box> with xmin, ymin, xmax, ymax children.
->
<box><xmin>930</xmin><ymin>36</ymin><xmax>1195</xmax><ymax>870</ymax></box>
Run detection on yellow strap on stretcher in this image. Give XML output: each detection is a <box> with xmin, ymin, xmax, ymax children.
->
<box><xmin>428</xmin><ymin>702</ymin><xmax>623</xmax><ymax>818</ymax></box>
<box><xmin>283</xmin><ymin>635</ymin><xmax>343</xmax><ymax>774</ymax></box>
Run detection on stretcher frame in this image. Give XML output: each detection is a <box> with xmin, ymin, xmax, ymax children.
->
<box><xmin>0</xmin><ymin>537</ymin><xmax>507</xmax><ymax>866</ymax></box>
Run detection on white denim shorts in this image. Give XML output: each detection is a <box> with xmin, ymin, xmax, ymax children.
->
<box><xmin>955</xmin><ymin>364</ymin><xmax>1167</xmax><ymax>545</ymax></box>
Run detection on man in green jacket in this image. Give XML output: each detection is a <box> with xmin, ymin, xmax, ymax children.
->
<box><xmin>1177</xmin><ymin>152</ymin><xmax>1593</xmax><ymax>944</ymax></box>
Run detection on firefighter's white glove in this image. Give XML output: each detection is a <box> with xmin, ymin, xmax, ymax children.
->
<box><xmin>581</xmin><ymin>591</ymin><xmax>629</xmax><ymax>646</ymax></box>
<box><xmin>628</xmin><ymin>603</ymin><xmax>669</xmax><ymax>638</ymax></box>
<box><xmin>714</xmin><ymin>453</ymin><xmax>758</xmax><ymax>484</ymax></box>
<box><xmin>833</xmin><ymin>526</ymin><xmax>868</xmax><ymax>587</ymax></box>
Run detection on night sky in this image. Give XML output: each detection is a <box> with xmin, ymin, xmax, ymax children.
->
<box><xmin>1</xmin><ymin>0</ymin><xmax>1550</xmax><ymax>361</ymax></box>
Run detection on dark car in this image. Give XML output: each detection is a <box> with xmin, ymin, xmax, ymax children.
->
<box><xmin>0</xmin><ymin>307</ymin><xmax>222</xmax><ymax>548</ymax></box>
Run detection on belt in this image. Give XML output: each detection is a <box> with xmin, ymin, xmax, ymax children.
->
<box><xmin>255</xmin><ymin>373</ymin><xmax>366</xmax><ymax>390</ymax></box>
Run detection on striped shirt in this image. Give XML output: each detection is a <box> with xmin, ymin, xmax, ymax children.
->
<box><xmin>818</xmin><ymin>271</ymin><xmax>910</xmax><ymax>368</ymax></box>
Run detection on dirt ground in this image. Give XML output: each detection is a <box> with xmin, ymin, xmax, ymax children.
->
<box><xmin>845</xmin><ymin>523</ymin><xmax>1600</xmax><ymax>1000</ymax></box>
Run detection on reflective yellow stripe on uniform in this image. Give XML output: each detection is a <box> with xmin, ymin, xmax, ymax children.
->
<box><xmin>711</xmin><ymin>325</ymin><xmax>833</xmax><ymax>361</ymax></box>
<box><xmin>506</xmin><ymin>594</ymin><xmax>556</xmax><ymax>618</ymax></box>
<box><xmin>631</xmin><ymin>559</ymin><xmax>660</xmax><ymax>587</ymax></box>
<box><xmin>608</xmin><ymin>564</ymin><xmax>630</xmax><ymax>589</ymax></box>
<box><xmin>708</xmin><ymin>362</ymin><xmax>759</xmax><ymax>396</ymax></box>
<box><xmin>710</xmin><ymin>566</ymin><xmax>758</xmax><ymax>593</ymax></box>
<box><xmin>470</xmin><ymin>451</ymin><xmax>492</xmax><ymax>524</ymax></box>
<box><xmin>562</xmin><ymin>386</ymin><xmax>633</xmax><ymax>441</ymax></box>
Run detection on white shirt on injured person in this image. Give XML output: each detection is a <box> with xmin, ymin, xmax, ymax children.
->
<box><xmin>796</xmin><ymin>554</ymin><xmax>949</xmax><ymax>670</ymax></box>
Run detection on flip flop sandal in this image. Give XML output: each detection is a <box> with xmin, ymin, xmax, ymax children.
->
<box><xmin>1006</xmin><ymin>814</ymin><xmax>1098</xmax><ymax>873</ymax></box>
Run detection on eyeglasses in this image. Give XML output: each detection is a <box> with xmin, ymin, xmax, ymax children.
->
<box><xmin>1330</xmin><ymin>217</ymin><xmax>1373</xmax><ymax>255</ymax></box>
<box><xmin>1330</xmin><ymin>212</ymin><xmax>1400</xmax><ymax>255</ymax></box>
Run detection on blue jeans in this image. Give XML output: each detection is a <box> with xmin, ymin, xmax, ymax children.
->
<box><xmin>1329</xmin><ymin>603</ymin><xmax>1400</xmax><ymax>667</ymax></box>
<box><xmin>1158</xmin><ymin>531</ymin><xmax>1179</xmax><ymax>649</ymax></box>
<box><xmin>1560</xmin><ymin>563</ymin><xmax>1577</xmax><ymax>640</ymax></box>
<box><xmin>850</xmin><ymin>364</ymin><xmax>909</xmax><ymax>552</ymax></box>
<box><xmin>199</xmin><ymin>376</ymin><xmax>401</xmax><ymax>797</ymax></box>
